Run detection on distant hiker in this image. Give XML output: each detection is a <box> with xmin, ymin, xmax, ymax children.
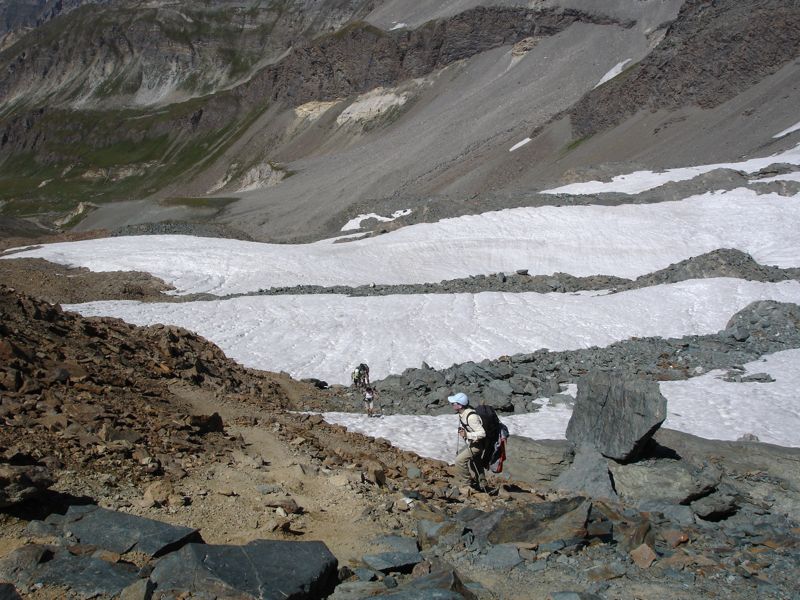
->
<box><xmin>449</xmin><ymin>392</ymin><xmax>489</xmax><ymax>492</ymax></box>
<box><xmin>351</xmin><ymin>362</ymin><xmax>370</xmax><ymax>390</ymax></box>
<box><xmin>363</xmin><ymin>386</ymin><xmax>378</xmax><ymax>417</ymax></box>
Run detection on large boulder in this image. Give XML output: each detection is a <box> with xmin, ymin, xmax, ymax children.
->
<box><xmin>150</xmin><ymin>539</ymin><xmax>338</xmax><ymax>599</ymax></box>
<box><xmin>0</xmin><ymin>545</ymin><xmax>140</xmax><ymax>599</ymax></box>
<box><xmin>52</xmin><ymin>505</ymin><xmax>201</xmax><ymax>557</ymax></box>
<box><xmin>566</xmin><ymin>373</ymin><xmax>666</xmax><ymax>461</ymax></box>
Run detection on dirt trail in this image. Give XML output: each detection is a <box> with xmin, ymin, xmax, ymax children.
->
<box><xmin>165</xmin><ymin>382</ymin><xmax>391</xmax><ymax>564</ymax></box>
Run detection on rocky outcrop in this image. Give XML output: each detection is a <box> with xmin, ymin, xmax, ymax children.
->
<box><xmin>565</xmin><ymin>373</ymin><xmax>666</xmax><ymax>462</ymax></box>
<box><xmin>0</xmin><ymin>0</ymin><xmax>379</xmax><ymax>111</ymax></box>
<box><xmin>569</xmin><ymin>0</ymin><xmax>800</xmax><ymax>138</ymax></box>
<box><xmin>242</xmin><ymin>7</ymin><xmax>631</xmax><ymax>109</ymax></box>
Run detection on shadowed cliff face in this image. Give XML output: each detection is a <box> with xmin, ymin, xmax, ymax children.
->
<box><xmin>0</xmin><ymin>0</ymin><xmax>108</xmax><ymax>45</ymax></box>
<box><xmin>0</xmin><ymin>0</ymin><xmax>379</xmax><ymax>111</ymax></box>
<box><xmin>238</xmin><ymin>6</ymin><xmax>631</xmax><ymax>107</ymax></box>
<box><xmin>568</xmin><ymin>0</ymin><xmax>800</xmax><ymax>138</ymax></box>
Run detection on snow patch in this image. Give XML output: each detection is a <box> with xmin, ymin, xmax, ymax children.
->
<box><xmin>594</xmin><ymin>59</ymin><xmax>632</xmax><ymax>89</ymax></box>
<box><xmin>509</xmin><ymin>137</ymin><xmax>531</xmax><ymax>152</ymax></box>
<box><xmin>543</xmin><ymin>143</ymin><xmax>800</xmax><ymax>195</ymax></box>
<box><xmin>11</xmin><ymin>188</ymin><xmax>800</xmax><ymax>295</ymax></box>
<box><xmin>64</xmin><ymin>279</ymin><xmax>800</xmax><ymax>386</ymax></box>
<box><xmin>389</xmin><ymin>22</ymin><xmax>407</xmax><ymax>30</ymax></box>
<box><xmin>773</xmin><ymin>120</ymin><xmax>800</xmax><ymax>139</ymax></box>
<box><xmin>341</xmin><ymin>209</ymin><xmax>412</xmax><ymax>232</ymax></box>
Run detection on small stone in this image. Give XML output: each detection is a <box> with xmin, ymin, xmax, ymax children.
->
<box><xmin>630</xmin><ymin>543</ymin><xmax>658</xmax><ymax>569</ymax></box>
<box><xmin>662</xmin><ymin>529</ymin><xmax>689</xmax><ymax>548</ymax></box>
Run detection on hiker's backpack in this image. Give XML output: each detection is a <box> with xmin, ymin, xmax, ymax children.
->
<box><xmin>474</xmin><ymin>404</ymin><xmax>509</xmax><ymax>473</ymax></box>
<box><xmin>474</xmin><ymin>404</ymin><xmax>501</xmax><ymax>445</ymax></box>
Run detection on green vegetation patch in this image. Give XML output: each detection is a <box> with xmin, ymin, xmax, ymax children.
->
<box><xmin>160</xmin><ymin>196</ymin><xmax>237</xmax><ymax>209</ymax></box>
<box><xmin>561</xmin><ymin>135</ymin><xmax>592</xmax><ymax>155</ymax></box>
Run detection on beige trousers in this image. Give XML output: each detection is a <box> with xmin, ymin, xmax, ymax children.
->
<box><xmin>455</xmin><ymin>442</ymin><xmax>487</xmax><ymax>488</ymax></box>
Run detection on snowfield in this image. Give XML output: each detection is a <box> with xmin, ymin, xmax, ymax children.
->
<box><xmin>6</xmin><ymin>143</ymin><xmax>800</xmax><ymax>450</ymax></box>
<box><xmin>67</xmin><ymin>278</ymin><xmax>800</xmax><ymax>386</ymax></box>
<box><xmin>7</xmin><ymin>189</ymin><xmax>800</xmax><ymax>295</ymax></box>
<box><xmin>542</xmin><ymin>143</ymin><xmax>800</xmax><ymax>195</ymax></box>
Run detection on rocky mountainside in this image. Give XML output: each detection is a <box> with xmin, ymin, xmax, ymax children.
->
<box><xmin>0</xmin><ymin>0</ymin><xmax>797</xmax><ymax>240</ymax></box>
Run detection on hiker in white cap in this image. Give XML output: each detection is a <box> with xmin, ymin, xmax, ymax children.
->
<box><xmin>448</xmin><ymin>392</ymin><xmax>488</xmax><ymax>491</ymax></box>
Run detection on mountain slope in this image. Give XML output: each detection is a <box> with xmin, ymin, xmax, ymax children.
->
<box><xmin>0</xmin><ymin>0</ymin><xmax>799</xmax><ymax>244</ymax></box>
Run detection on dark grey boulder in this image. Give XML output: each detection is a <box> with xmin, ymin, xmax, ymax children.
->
<box><xmin>691</xmin><ymin>491</ymin><xmax>738</xmax><ymax>521</ymax></box>
<box><xmin>0</xmin><ymin>583</ymin><xmax>22</xmax><ymax>600</ymax></box>
<box><xmin>362</xmin><ymin>551</ymin><xmax>423</xmax><ymax>574</ymax></box>
<box><xmin>150</xmin><ymin>539</ymin><xmax>338</xmax><ymax>599</ymax></box>
<box><xmin>61</xmin><ymin>505</ymin><xmax>201</xmax><ymax>557</ymax></box>
<box><xmin>552</xmin><ymin>444</ymin><xmax>617</xmax><ymax>500</ymax></box>
<box><xmin>566</xmin><ymin>372</ymin><xmax>666</xmax><ymax>461</ymax></box>
<box><xmin>0</xmin><ymin>545</ymin><xmax>139</xmax><ymax>599</ymax></box>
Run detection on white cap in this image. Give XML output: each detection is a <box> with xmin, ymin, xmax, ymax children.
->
<box><xmin>447</xmin><ymin>392</ymin><xmax>469</xmax><ymax>406</ymax></box>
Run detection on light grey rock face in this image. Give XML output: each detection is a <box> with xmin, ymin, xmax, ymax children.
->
<box><xmin>609</xmin><ymin>460</ymin><xmax>717</xmax><ymax>505</ymax></box>
<box><xmin>497</xmin><ymin>437</ymin><xmax>572</xmax><ymax>486</ymax></box>
<box><xmin>565</xmin><ymin>372</ymin><xmax>666</xmax><ymax>462</ymax></box>
<box><xmin>552</xmin><ymin>444</ymin><xmax>617</xmax><ymax>500</ymax></box>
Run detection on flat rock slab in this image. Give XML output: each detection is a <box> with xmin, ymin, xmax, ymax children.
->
<box><xmin>485</xmin><ymin>497</ymin><xmax>588</xmax><ymax>546</ymax></box>
<box><xmin>150</xmin><ymin>539</ymin><xmax>338</xmax><ymax>599</ymax></box>
<box><xmin>500</xmin><ymin>437</ymin><xmax>572</xmax><ymax>485</ymax></box>
<box><xmin>566</xmin><ymin>372</ymin><xmax>666</xmax><ymax>462</ymax></box>
<box><xmin>0</xmin><ymin>545</ymin><xmax>139</xmax><ymax>599</ymax></box>
<box><xmin>371</xmin><ymin>535</ymin><xmax>419</xmax><ymax>554</ymax></box>
<box><xmin>60</xmin><ymin>505</ymin><xmax>201</xmax><ymax>557</ymax></box>
<box><xmin>609</xmin><ymin>460</ymin><xmax>716</xmax><ymax>505</ymax></box>
<box><xmin>362</xmin><ymin>551</ymin><xmax>423</xmax><ymax>574</ymax></box>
